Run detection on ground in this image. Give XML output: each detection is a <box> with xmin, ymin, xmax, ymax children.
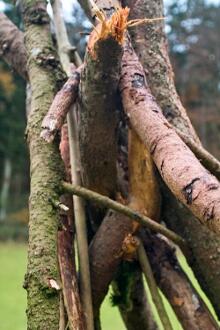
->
<box><xmin>0</xmin><ymin>243</ymin><xmax>218</xmax><ymax>330</ymax></box>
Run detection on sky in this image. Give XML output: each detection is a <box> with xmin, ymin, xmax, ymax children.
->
<box><xmin>0</xmin><ymin>0</ymin><xmax>220</xmax><ymax>19</ymax></box>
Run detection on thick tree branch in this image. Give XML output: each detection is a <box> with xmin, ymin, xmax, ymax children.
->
<box><xmin>137</xmin><ymin>239</ymin><xmax>173</xmax><ymax>330</ymax></box>
<box><xmin>79</xmin><ymin>16</ymin><xmax>124</xmax><ymax>228</ymax></box>
<box><xmin>21</xmin><ymin>1</ymin><xmax>66</xmax><ymax>328</ymax></box>
<box><xmin>119</xmin><ymin>37</ymin><xmax>220</xmax><ymax>234</ymax></box>
<box><xmin>141</xmin><ymin>231</ymin><xmax>219</xmax><ymax>330</ymax></box>
<box><xmin>0</xmin><ymin>12</ymin><xmax>27</xmax><ymax>80</ymax></box>
<box><xmin>176</xmin><ymin>129</ymin><xmax>220</xmax><ymax>180</ymax></box>
<box><xmin>125</xmin><ymin>0</ymin><xmax>220</xmax><ymax>317</ymax></box>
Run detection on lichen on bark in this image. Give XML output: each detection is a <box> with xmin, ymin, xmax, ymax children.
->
<box><xmin>21</xmin><ymin>1</ymin><xmax>66</xmax><ymax>329</ymax></box>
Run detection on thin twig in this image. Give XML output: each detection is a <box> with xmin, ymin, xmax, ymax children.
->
<box><xmin>137</xmin><ymin>238</ymin><xmax>174</xmax><ymax>330</ymax></box>
<box><xmin>61</xmin><ymin>181</ymin><xmax>186</xmax><ymax>250</ymax></box>
<box><xmin>53</xmin><ymin>1</ymin><xmax>94</xmax><ymax>329</ymax></box>
<box><xmin>176</xmin><ymin>128</ymin><xmax>220</xmax><ymax>181</ymax></box>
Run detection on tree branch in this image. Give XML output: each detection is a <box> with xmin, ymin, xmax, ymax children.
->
<box><xmin>52</xmin><ymin>1</ymin><xmax>94</xmax><ymax>329</ymax></box>
<box><xmin>176</xmin><ymin>129</ymin><xmax>220</xmax><ymax>181</ymax></box>
<box><xmin>137</xmin><ymin>238</ymin><xmax>173</xmax><ymax>330</ymax></box>
<box><xmin>21</xmin><ymin>0</ymin><xmax>66</xmax><ymax>328</ymax></box>
<box><xmin>41</xmin><ymin>67</ymin><xmax>81</xmax><ymax>143</ymax></box>
<box><xmin>78</xmin><ymin>15</ymin><xmax>123</xmax><ymax>229</ymax></box>
<box><xmin>141</xmin><ymin>231</ymin><xmax>219</xmax><ymax>330</ymax></box>
<box><xmin>0</xmin><ymin>12</ymin><xmax>27</xmax><ymax>80</ymax></box>
<box><xmin>125</xmin><ymin>0</ymin><xmax>220</xmax><ymax>317</ymax></box>
<box><xmin>119</xmin><ymin>36</ymin><xmax>220</xmax><ymax>234</ymax></box>
<box><xmin>61</xmin><ymin>181</ymin><xmax>186</xmax><ymax>248</ymax></box>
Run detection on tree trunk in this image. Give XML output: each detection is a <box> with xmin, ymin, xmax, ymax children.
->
<box><xmin>21</xmin><ymin>1</ymin><xmax>66</xmax><ymax>328</ymax></box>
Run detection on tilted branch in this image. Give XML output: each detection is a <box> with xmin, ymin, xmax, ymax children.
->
<box><xmin>125</xmin><ymin>0</ymin><xmax>220</xmax><ymax>317</ymax></box>
<box><xmin>119</xmin><ymin>37</ymin><xmax>220</xmax><ymax>234</ymax></box>
<box><xmin>141</xmin><ymin>231</ymin><xmax>219</xmax><ymax>330</ymax></box>
<box><xmin>52</xmin><ymin>1</ymin><xmax>94</xmax><ymax>329</ymax></box>
<box><xmin>137</xmin><ymin>238</ymin><xmax>173</xmax><ymax>330</ymax></box>
<box><xmin>61</xmin><ymin>181</ymin><xmax>186</xmax><ymax>248</ymax></box>
<box><xmin>78</xmin><ymin>13</ymin><xmax>124</xmax><ymax>229</ymax></box>
<box><xmin>176</xmin><ymin>129</ymin><xmax>220</xmax><ymax>181</ymax></box>
<box><xmin>0</xmin><ymin>12</ymin><xmax>27</xmax><ymax>80</ymax></box>
<box><xmin>41</xmin><ymin>67</ymin><xmax>81</xmax><ymax>143</ymax></box>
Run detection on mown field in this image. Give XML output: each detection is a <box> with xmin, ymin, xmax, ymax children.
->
<box><xmin>0</xmin><ymin>243</ymin><xmax>218</xmax><ymax>330</ymax></box>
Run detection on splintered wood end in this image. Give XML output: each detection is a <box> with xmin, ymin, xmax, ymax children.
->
<box><xmin>88</xmin><ymin>7</ymin><xmax>130</xmax><ymax>57</ymax></box>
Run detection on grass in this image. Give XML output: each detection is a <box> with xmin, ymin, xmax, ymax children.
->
<box><xmin>0</xmin><ymin>243</ymin><xmax>219</xmax><ymax>330</ymax></box>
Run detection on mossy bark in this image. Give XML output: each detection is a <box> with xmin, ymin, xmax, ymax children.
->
<box><xmin>22</xmin><ymin>1</ymin><xmax>66</xmax><ymax>329</ymax></box>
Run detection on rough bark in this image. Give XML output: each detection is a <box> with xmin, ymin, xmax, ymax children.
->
<box><xmin>162</xmin><ymin>191</ymin><xmax>220</xmax><ymax>318</ymax></box>
<box><xmin>141</xmin><ymin>231</ymin><xmax>219</xmax><ymax>330</ymax></box>
<box><xmin>21</xmin><ymin>1</ymin><xmax>66</xmax><ymax>328</ymax></box>
<box><xmin>0</xmin><ymin>12</ymin><xmax>27</xmax><ymax>80</ymax></box>
<box><xmin>79</xmin><ymin>33</ymin><xmax>122</xmax><ymax>229</ymax></box>
<box><xmin>89</xmin><ymin>211</ymin><xmax>133</xmax><ymax>320</ymax></box>
<box><xmin>119</xmin><ymin>37</ymin><xmax>220</xmax><ymax>234</ymax></box>
<box><xmin>125</xmin><ymin>0</ymin><xmax>220</xmax><ymax>317</ymax></box>
<box><xmin>58</xmin><ymin>210</ymin><xmax>85</xmax><ymax>330</ymax></box>
<box><xmin>113</xmin><ymin>262</ymin><xmax>159</xmax><ymax>330</ymax></box>
<box><xmin>58</xmin><ymin>126</ymin><xmax>85</xmax><ymax>330</ymax></box>
<box><xmin>41</xmin><ymin>68</ymin><xmax>81</xmax><ymax>143</ymax></box>
<box><xmin>51</xmin><ymin>2</ymin><xmax>94</xmax><ymax>327</ymax></box>
<box><xmin>124</xmin><ymin>0</ymin><xmax>199</xmax><ymax>143</ymax></box>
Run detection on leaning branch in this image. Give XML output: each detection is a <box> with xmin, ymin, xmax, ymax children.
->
<box><xmin>119</xmin><ymin>37</ymin><xmax>220</xmax><ymax>234</ymax></box>
<box><xmin>61</xmin><ymin>181</ymin><xmax>186</xmax><ymax>248</ymax></box>
<box><xmin>137</xmin><ymin>238</ymin><xmax>173</xmax><ymax>330</ymax></box>
<box><xmin>176</xmin><ymin>129</ymin><xmax>220</xmax><ymax>181</ymax></box>
<box><xmin>125</xmin><ymin>0</ymin><xmax>220</xmax><ymax>318</ymax></box>
<box><xmin>41</xmin><ymin>67</ymin><xmax>81</xmax><ymax>143</ymax></box>
<box><xmin>0</xmin><ymin>12</ymin><xmax>27</xmax><ymax>80</ymax></box>
<box><xmin>141</xmin><ymin>231</ymin><xmax>219</xmax><ymax>330</ymax></box>
<box><xmin>51</xmin><ymin>1</ymin><xmax>94</xmax><ymax>329</ymax></box>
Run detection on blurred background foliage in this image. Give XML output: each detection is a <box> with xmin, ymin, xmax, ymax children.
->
<box><xmin>0</xmin><ymin>0</ymin><xmax>219</xmax><ymax>236</ymax></box>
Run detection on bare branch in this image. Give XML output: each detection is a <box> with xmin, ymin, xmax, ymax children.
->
<box><xmin>61</xmin><ymin>181</ymin><xmax>186</xmax><ymax>248</ymax></box>
<box><xmin>176</xmin><ymin>129</ymin><xmax>220</xmax><ymax>180</ymax></box>
<box><xmin>141</xmin><ymin>231</ymin><xmax>219</xmax><ymax>330</ymax></box>
<box><xmin>137</xmin><ymin>238</ymin><xmax>173</xmax><ymax>330</ymax></box>
<box><xmin>52</xmin><ymin>1</ymin><xmax>94</xmax><ymax>329</ymax></box>
<box><xmin>119</xmin><ymin>37</ymin><xmax>220</xmax><ymax>234</ymax></box>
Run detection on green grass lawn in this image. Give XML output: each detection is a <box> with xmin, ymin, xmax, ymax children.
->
<box><xmin>0</xmin><ymin>243</ymin><xmax>218</xmax><ymax>330</ymax></box>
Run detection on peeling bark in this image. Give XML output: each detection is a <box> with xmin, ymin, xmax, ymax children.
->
<box><xmin>21</xmin><ymin>1</ymin><xmax>66</xmax><ymax>328</ymax></box>
<box><xmin>141</xmin><ymin>231</ymin><xmax>219</xmax><ymax>330</ymax></box>
<box><xmin>59</xmin><ymin>125</ymin><xmax>85</xmax><ymax>330</ymax></box>
<box><xmin>79</xmin><ymin>33</ymin><xmax>122</xmax><ymax>229</ymax></box>
<box><xmin>128</xmin><ymin>129</ymin><xmax>160</xmax><ymax>221</ymax></box>
<box><xmin>119</xmin><ymin>37</ymin><xmax>220</xmax><ymax>234</ymax></box>
<box><xmin>0</xmin><ymin>12</ymin><xmax>27</xmax><ymax>80</ymax></box>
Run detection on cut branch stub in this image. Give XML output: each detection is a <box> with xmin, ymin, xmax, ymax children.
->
<box><xmin>119</xmin><ymin>37</ymin><xmax>220</xmax><ymax>234</ymax></box>
<box><xmin>79</xmin><ymin>26</ymin><xmax>123</xmax><ymax>228</ymax></box>
<box><xmin>41</xmin><ymin>67</ymin><xmax>81</xmax><ymax>143</ymax></box>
